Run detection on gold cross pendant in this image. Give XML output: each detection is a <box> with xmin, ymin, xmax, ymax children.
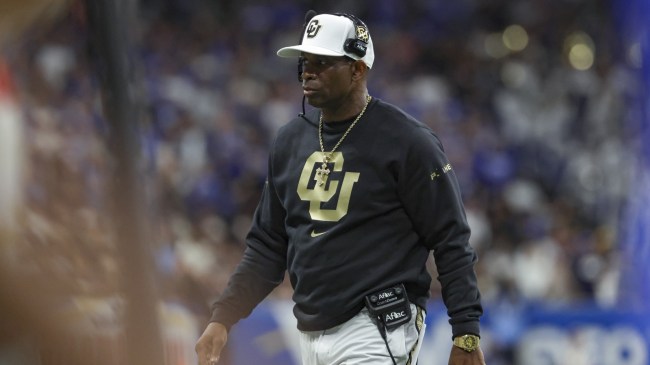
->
<box><xmin>316</xmin><ymin>162</ymin><xmax>330</xmax><ymax>186</ymax></box>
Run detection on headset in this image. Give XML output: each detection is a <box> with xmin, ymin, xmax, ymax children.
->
<box><xmin>334</xmin><ymin>12</ymin><xmax>370</xmax><ymax>59</ymax></box>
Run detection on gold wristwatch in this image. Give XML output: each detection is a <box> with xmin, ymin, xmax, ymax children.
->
<box><xmin>453</xmin><ymin>334</ymin><xmax>480</xmax><ymax>352</ymax></box>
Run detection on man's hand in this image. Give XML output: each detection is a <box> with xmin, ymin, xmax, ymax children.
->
<box><xmin>448</xmin><ymin>345</ymin><xmax>486</xmax><ymax>365</ymax></box>
<box><xmin>195</xmin><ymin>322</ymin><xmax>228</xmax><ymax>365</ymax></box>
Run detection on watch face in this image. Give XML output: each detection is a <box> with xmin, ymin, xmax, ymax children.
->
<box><xmin>463</xmin><ymin>335</ymin><xmax>478</xmax><ymax>349</ymax></box>
<box><xmin>454</xmin><ymin>334</ymin><xmax>479</xmax><ymax>352</ymax></box>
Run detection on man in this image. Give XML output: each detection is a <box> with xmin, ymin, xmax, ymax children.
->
<box><xmin>196</xmin><ymin>12</ymin><xmax>485</xmax><ymax>365</ymax></box>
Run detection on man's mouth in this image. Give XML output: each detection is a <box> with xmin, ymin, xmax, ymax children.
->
<box><xmin>303</xmin><ymin>88</ymin><xmax>317</xmax><ymax>96</ymax></box>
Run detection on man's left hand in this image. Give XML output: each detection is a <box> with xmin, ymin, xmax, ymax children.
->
<box><xmin>448</xmin><ymin>345</ymin><xmax>486</xmax><ymax>365</ymax></box>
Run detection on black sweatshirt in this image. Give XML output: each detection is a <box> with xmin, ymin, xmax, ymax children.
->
<box><xmin>210</xmin><ymin>98</ymin><xmax>482</xmax><ymax>338</ymax></box>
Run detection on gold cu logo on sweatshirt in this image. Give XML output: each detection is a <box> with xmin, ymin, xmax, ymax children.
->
<box><xmin>297</xmin><ymin>152</ymin><xmax>359</xmax><ymax>222</ymax></box>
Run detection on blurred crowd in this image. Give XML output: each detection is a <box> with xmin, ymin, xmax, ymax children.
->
<box><xmin>3</xmin><ymin>0</ymin><xmax>643</xmax><ymax>330</ymax></box>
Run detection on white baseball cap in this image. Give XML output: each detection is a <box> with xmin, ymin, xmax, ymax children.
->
<box><xmin>277</xmin><ymin>13</ymin><xmax>375</xmax><ymax>69</ymax></box>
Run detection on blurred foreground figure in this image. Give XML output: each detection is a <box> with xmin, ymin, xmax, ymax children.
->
<box><xmin>0</xmin><ymin>0</ymin><xmax>71</xmax><ymax>243</ymax></box>
<box><xmin>196</xmin><ymin>11</ymin><xmax>485</xmax><ymax>365</ymax></box>
<box><xmin>0</xmin><ymin>0</ymin><xmax>72</xmax><ymax>360</ymax></box>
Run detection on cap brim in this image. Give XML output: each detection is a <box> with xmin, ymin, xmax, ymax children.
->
<box><xmin>277</xmin><ymin>44</ymin><xmax>345</xmax><ymax>58</ymax></box>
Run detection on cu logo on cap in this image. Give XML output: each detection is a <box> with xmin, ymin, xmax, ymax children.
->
<box><xmin>356</xmin><ymin>26</ymin><xmax>369</xmax><ymax>42</ymax></box>
<box><xmin>306</xmin><ymin>20</ymin><xmax>322</xmax><ymax>38</ymax></box>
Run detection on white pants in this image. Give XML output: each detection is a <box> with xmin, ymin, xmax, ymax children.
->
<box><xmin>298</xmin><ymin>304</ymin><xmax>426</xmax><ymax>365</ymax></box>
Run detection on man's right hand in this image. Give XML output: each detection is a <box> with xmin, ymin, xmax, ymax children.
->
<box><xmin>195</xmin><ymin>322</ymin><xmax>228</xmax><ymax>365</ymax></box>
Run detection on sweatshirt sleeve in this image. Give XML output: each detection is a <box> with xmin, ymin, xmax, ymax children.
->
<box><xmin>397</xmin><ymin>127</ymin><xmax>483</xmax><ymax>338</ymax></box>
<box><xmin>209</xmin><ymin>153</ymin><xmax>288</xmax><ymax>331</ymax></box>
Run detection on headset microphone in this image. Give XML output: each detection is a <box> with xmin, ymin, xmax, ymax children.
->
<box><xmin>298</xmin><ymin>10</ymin><xmax>317</xmax><ymax>83</ymax></box>
<box><xmin>298</xmin><ymin>10</ymin><xmax>317</xmax><ymax>119</ymax></box>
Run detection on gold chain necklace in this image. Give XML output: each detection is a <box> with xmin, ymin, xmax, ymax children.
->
<box><xmin>316</xmin><ymin>95</ymin><xmax>372</xmax><ymax>186</ymax></box>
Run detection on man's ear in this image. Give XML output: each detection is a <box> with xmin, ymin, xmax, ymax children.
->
<box><xmin>351</xmin><ymin>61</ymin><xmax>367</xmax><ymax>81</ymax></box>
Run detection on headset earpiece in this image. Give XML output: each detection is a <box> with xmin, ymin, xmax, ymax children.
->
<box><xmin>335</xmin><ymin>13</ymin><xmax>369</xmax><ymax>58</ymax></box>
<box><xmin>344</xmin><ymin>38</ymin><xmax>367</xmax><ymax>58</ymax></box>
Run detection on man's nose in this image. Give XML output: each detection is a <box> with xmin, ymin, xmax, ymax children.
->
<box><xmin>301</xmin><ymin>68</ymin><xmax>316</xmax><ymax>80</ymax></box>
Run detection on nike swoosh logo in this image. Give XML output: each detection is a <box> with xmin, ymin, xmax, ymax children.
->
<box><xmin>310</xmin><ymin>230</ymin><xmax>328</xmax><ymax>237</ymax></box>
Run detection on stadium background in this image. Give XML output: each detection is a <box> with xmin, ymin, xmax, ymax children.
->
<box><xmin>0</xmin><ymin>0</ymin><xmax>648</xmax><ymax>364</ymax></box>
